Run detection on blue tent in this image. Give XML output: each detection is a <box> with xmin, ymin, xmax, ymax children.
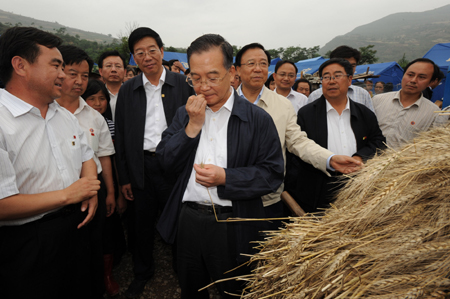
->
<box><xmin>354</xmin><ymin>62</ymin><xmax>404</xmax><ymax>91</ymax></box>
<box><xmin>423</xmin><ymin>43</ymin><xmax>450</xmax><ymax>104</ymax></box>
<box><xmin>268</xmin><ymin>56</ymin><xmax>327</xmax><ymax>78</ymax></box>
<box><xmin>271</xmin><ymin>57</ymin><xmax>281</xmax><ymax>66</ymax></box>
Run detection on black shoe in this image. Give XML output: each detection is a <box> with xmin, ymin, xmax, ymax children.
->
<box><xmin>124</xmin><ymin>278</ymin><xmax>148</xmax><ymax>298</ymax></box>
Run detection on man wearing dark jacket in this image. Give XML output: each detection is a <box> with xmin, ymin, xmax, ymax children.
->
<box><xmin>285</xmin><ymin>59</ymin><xmax>386</xmax><ymax>213</ymax></box>
<box><xmin>114</xmin><ymin>27</ymin><xmax>194</xmax><ymax>298</ymax></box>
<box><xmin>156</xmin><ymin>34</ymin><xmax>284</xmax><ymax>299</ymax></box>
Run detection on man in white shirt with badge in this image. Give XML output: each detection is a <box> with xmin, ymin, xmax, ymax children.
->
<box><xmin>0</xmin><ymin>27</ymin><xmax>100</xmax><ymax>298</ymax></box>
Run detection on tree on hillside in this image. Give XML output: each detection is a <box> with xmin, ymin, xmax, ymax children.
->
<box><xmin>281</xmin><ymin>46</ymin><xmax>320</xmax><ymax>62</ymax></box>
<box><xmin>232</xmin><ymin>45</ymin><xmax>241</xmax><ymax>57</ymax></box>
<box><xmin>267</xmin><ymin>46</ymin><xmax>320</xmax><ymax>62</ymax></box>
<box><xmin>397</xmin><ymin>53</ymin><xmax>409</xmax><ymax>69</ymax></box>
<box><xmin>359</xmin><ymin>45</ymin><xmax>378</xmax><ymax>64</ymax></box>
<box><xmin>267</xmin><ymin>48</ymin><xmax>284</xmax><ymax>60</ymax></box>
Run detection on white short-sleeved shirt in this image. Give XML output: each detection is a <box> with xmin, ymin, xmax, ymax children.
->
<box><xmin>274</xmin><ymin>88</ymin><xmax>308</xmax><ymax>113</ymax></box>
<box><xmin>0</xmin><ymin>89</ymin><xmax>94</xmax><ymax>226</ymax></box>
<box><xmin>73</xmin><ymin>97</ymin><xmax>115</xmax><ymax>174</ymax></box>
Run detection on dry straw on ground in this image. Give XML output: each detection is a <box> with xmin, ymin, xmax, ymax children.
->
<box><xmin>239</xmin><ymin>125</ymin><xmax>450</xmax><ymax>299</ymax></box>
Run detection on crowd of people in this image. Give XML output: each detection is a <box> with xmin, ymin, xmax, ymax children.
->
<box><xmin>0</xmin><ymin>25</ymin><xmax>446</xmax><ymax>299</ymax></box>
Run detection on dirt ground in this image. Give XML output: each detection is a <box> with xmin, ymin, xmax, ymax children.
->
<box><xmin>109</xmin><ymin>233</ymin><xmax>221</xmax><ymax>299</ymax></box>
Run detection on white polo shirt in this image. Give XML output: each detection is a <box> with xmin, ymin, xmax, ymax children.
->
<box><xmin>0</xmin><ymin>89</ymin><xmax>94</xmax><ymax>226</ymax></box>
<box><xmin>73</xmin><ymin>97</ymin><xmax>115</xmax><ymax>174</ymax></box>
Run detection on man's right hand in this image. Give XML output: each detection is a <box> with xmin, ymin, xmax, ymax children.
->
<box><xmin>185</xmin><ymin>94</ymin><xmax>206</xmax><ymax>138</ymax></box>
<box><xmin>121</xmin><ymin>184</ymin><xmax>134</xmax><ymax>201</ymax></box>
<box><xmin>64</xmin><ymin>176</ymin><xmax>100</xmax><ymax>204</ymax></box>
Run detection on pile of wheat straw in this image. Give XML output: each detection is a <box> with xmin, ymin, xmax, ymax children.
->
<box><xmin>240</xmin><ymin>125</ymin><xmax>450</xmax><ymax>299</ymax></box>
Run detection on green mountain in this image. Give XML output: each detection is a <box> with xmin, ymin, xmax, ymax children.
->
<box><xmin>0</xmin><ymin>9</ymin><xmax>115</xmax><ymax>44</ymax></box>
<box><xmin>319</xmin><ymin>4</ymin><xmax>450</xmax><ymax>63</ymax></box>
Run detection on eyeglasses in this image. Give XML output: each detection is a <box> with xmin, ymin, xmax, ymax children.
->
<box><xmin>134</xmin><ymin>49</ymin><xmax>160</xmax><ymax>59</ymax></box>
<box><xmin>321</xmin><ymin>74</ymin><xmax>349</xmax><ymax>82</ymax></box>
<box><xmin>240</xmin><ymin>61</ymin><xmax>269</xmax><ymax>69</ymax></box>
<box><xmin>186</xmin><ymin>72</ymin><xmax>229</xmax><ymax>88</ymax></box>
<box><xmin>276</xmin><ymin>73</ymin><xmax>296</xmax><ymax>80</ymax></box>
<box><xmin>103</xmin><ymin>64</ymin><xmax>124</xmax><ymax>70</ymax></box>
<box><xmin>298</xmin><ymin>87</ymin><xmax>310</xmax><ymax>92</ymax></box>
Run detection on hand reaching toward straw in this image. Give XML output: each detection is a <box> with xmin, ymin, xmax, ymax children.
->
<box><xmin>330</xmin><ymin>155</ymin><xmax>363</xmax><ymax>174</ymax></box>
<box><xmin>194</xmin><ymin>163</ymin><xmax>226</xmax><ymax>187</ymax></box>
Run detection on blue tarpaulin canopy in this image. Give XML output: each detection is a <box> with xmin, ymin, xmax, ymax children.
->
<box><xmin>423</xmin><ymin>43</ymin><xmax>450</xmax><ymax>105</ymax></box>
<box><xmin>354</xmin><ymin>62</ymin><xmax>404</xmax><ymax>91</ymax></box>
<box><xmin>269</xmin><ymin>57</ymin><xmax>327</xmax><ymax>78</ymax></box>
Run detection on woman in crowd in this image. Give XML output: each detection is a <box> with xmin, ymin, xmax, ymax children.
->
<box><xmin>374</xmin><ymin>81</ymin><xmax>385</xmax><ymax>95</ymax></box>
<box><xmin>265</xmin><ymin>74</ymin><xmax>276</xmax><ymax>90</ymax></box>
<box><xmin>82</xmin><ymin>79</ymin><xmax>127</xmax><ymax>297</ymax></box>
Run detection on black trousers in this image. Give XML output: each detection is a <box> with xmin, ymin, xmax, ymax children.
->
<box><xmin>128</xmin><ymin>154</ymin><xmax>174</xmax><ymax>280</ymax></box>
<box><xmin>89</xmin><ymin>173</ymin><xmax>107</xmax><ymax>297</ymax></box>
<box><xmin>0</xmin><ymin>205</ymin><xmax>91</xmax><ymax>299</ymax></box>
<box><xmin>177</xmin><ymin>203</ymin><xmax>243</xmax><ymax>299</ymax></box>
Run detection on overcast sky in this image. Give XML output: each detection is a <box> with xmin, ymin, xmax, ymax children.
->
<box><xmin>2</xmin><ymin>1</ymin><xmax>449</xmax><ymax>50</ymax></box>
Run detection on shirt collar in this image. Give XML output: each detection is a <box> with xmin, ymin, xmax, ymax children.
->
<box><xmin>325</xmin><ymin>96</ymin><xmax>350</xmax><ymax>113</ymax></box>
<box><xmin>105</xmin><ymin>83</ymin><xmax>122</xmax><ymax>96</ymax></box>
<box><xmin>394</xmin><ymin>90</ymin><xmax>423</xmax><ymax>108</ymax></box>
<box><xmin>237</xmin><ymin>85</ymin><xmax>264</xmax><ymax>105</ymax></box>
<box><xmin>273</xmin><ymin>87</ymin><xmax>294</xmax><ymax>99</ymax></box>
<box><xmin>0</xmin><ymin>89</ymin><xmax>58</xmax><ymax>118</ymax></box>
<box><xmin>74</xmin><ymin>96</ymin><xmax>89</xmax><ymax>115</ymax></box>
<box><xmin>142</xmin><ymin>67</ymin><xmax>166</xmax><ymax>88</ymax></box>
<box><xmin>207</xmin><ymin>87</ymin><xmax>235</xmax><ymax>113</ymax></box>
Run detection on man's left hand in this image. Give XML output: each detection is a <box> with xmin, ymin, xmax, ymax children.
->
<box><xmin>193</xmin><ymin>164</ymin><xmax>226</xmax><ymax>187</ymax></box>
<box><xmin>330</xmin><ymin>155</ymin><xmax>363</xmax><ymax>174</ymax></box>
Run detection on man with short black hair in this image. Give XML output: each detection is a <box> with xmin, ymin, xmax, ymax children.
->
<box><xmin>423</xmin><ymin>69</ymin><xmax>444</xmax><ymax>106</ymax></box>
<box><xmin>273</xmin><ymin>60</ymin><xmax>308</xmax><ymax>112</ymax></box>
<box><xmin>156</xmin><ymin>34</ymin><xmax>284</xmax><ymax>298</ymax></box>
<box><xmin>293</xmin><ymin>78</ymin><xmax>312</xmax><ymax>97</ymax></box>
<box><xmin>373</xmin><ymin>58</ymin><xmax>441</xmax><ymax>149</ymax></box>
<box><xmin>98</xmin><ymin>50</ymin><xmax>126</xmax><ymax>120</ymax></box>
<box><xmin>115</xmin><ymin>27</ymin><xmax>195</xmax><ymax>298</ymax></box>
<box><xmin>0</xmin><ymin>27</ymin><xmax>100</xmax><ymax>298</ymax></box>
<box><xmin>285</xmin><ymin>58</ymin><xmax>385</xmax><ymax>213</ymax></box>
<box><xmin>56</xmin><ymin>45</ymin><xmax>117</xmax><ymax>297</ymax></box>
<box><xmin>308</xmin><ymin>45</ymin><xmax>374</xmax><ymax>111</ymax></box>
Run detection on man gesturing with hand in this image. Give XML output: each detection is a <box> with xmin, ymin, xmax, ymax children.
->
<box><xmin>0</xmin><ymin>27</ymin><xmax>99</xmax><ymax>299</ymax></box>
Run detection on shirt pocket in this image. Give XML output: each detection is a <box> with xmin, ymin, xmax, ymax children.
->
<box><xmin>68</xmin><ymin>136</ymin><xmax>82</xmax><ymax>173</ymax></box>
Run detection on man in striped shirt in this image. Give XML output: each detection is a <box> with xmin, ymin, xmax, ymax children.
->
<box><xmin>372</xmin><ymin>58</ymin><xmax>441</xmax><ymax>149</ymax></box>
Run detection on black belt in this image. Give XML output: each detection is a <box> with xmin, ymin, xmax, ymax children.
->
<box><xmin>185</xmin><ymin>201</ymin><xmax>232</xmax><ymax>214</ymax></box>
<box><xmin>36</xmin><ymin>204</ymin><xmax>80</xmax><ymax>223</ymax></box>
<box><xmin>144</xmin><ymin>151</ymin><xmax>156</xmax><ymax>157</ymax></box>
